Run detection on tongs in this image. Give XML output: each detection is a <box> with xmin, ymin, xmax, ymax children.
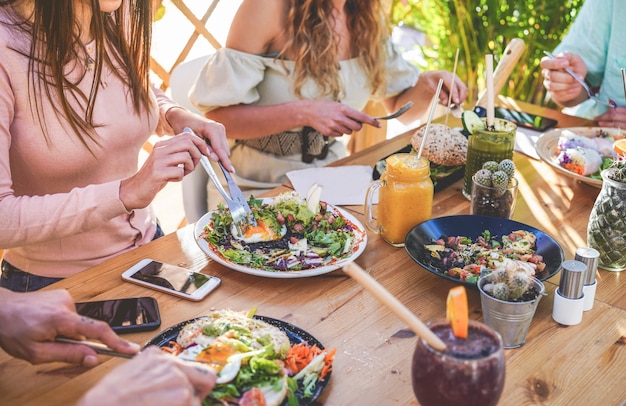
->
<box><xmin>184</xmin><ymin>128</ymin><xmax>256</xmax><ymax>235</ymax></box>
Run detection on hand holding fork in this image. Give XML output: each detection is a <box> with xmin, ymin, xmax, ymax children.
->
<box><xmin>543</xmin><ymin>51</ymin><xmax>617</xmax><ymax>109</ymax></box>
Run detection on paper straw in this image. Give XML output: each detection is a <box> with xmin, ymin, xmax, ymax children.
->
<box><xmin>486</xmin><ymin>54</ymin><xmax>495</xmax><ymax>128</ymax></box>
<box><xmin>445</xmin><ymin>49</ymin><xmax>460</xmax><ymax>127</ymax></box>
<box><xmin>343</xmin><ymin>262</ymin><xmax>447</xmax><ymax>351</ymax></box>
<box><xmin>621</xmin><ymin>68</ymin><xmax>626</xmax><ymax>103</ymax></box>
<box><xmin>417</xmin><ymin>79</ymin><xmax>444</xmax><ymax>161</ymax></box>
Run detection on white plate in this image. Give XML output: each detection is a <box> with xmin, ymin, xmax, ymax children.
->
<box><xmin>194</xmin><ymin>198</ymin><xmax>367</xmax><ymax>278</ymax></box>
<box><xmin>535</xmin><ymin>127</ymin><xmax>624</xmax><ymax>188</ymax></box>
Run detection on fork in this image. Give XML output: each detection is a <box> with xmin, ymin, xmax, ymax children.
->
<box><xmin>184</xmin><ymin>128</ymin><xmax>256</xmax><ymax>234</ymax></box>
<box><xmin>373</xmin><ymin>101</ymin><xmax>413</xmax><ymax>120</ymax></box>
<box><xmin>543</xmin><ymin>51</ymin><xmax>617</xmax><ymax>109</ymax></box>
<box><xmin>199</xmin><ymin>156</ymin><xmax>256</xmax><ymax>236</ymax></box>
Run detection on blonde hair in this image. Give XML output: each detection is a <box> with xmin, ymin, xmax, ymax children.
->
<box><xmin>280</xmin><ymin>0</ymin><xmax>389</xmax><ymax>100</ymax></box>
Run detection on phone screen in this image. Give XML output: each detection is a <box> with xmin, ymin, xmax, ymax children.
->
<box><xmin>495</xmin><ymin>107</ymin><xmax>558</xmax><ymax>131</ymax></box>
<box><xmin>75</xmin><ymin>297</ymin><xmax>161</xmax><ymax>333</ymax></box>
<box><xmin>128</xmin><ymin>260</ymin><xmax>216</xmax><ymax>295</ymax></box>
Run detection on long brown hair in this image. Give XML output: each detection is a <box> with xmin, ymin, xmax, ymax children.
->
<box><xmin>280</xmin><ymin>0</ymin><xmax>389</xmax><ymax>100</ymax></box>
<box><xmin>0</xmin><ymin>0</ymin><xmax>153</xmax><ymax>152</ymax></box>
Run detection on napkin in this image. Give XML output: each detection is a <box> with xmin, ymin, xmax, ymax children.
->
<box><xmin>514</xmin><ymin>128</ymin><xmax>542</xmax><ymax>160</ymax></box>
<box><xmin>286</xmin><ymin>165</ymin><xmax>375</xmax><ymax>206</ymax></box>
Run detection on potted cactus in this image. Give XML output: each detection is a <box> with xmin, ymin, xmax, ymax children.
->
<box><xmin>587</xmin><ymin>154</ymin><xmax>626</xmax><ymax>272</ymax></box>
<box><xmin>479</xmin><ymin>266</ymin><xmax>544</xmax><ymax>302</ymax></box>
<box><xmin>470</xmin><ymin>159</ymin><xmax>518</xmax><ymax>219</ymax></box>
<box><xmin>477</xmin><ymin>263</ymin><xmax>546</xmax><ymax>348</ymax></box>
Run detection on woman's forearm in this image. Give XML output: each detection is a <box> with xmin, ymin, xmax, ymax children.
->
<box><xmin>204</xmin><ymin>100</ymin><xmax>311</xmax><ymax>140</ymax></box>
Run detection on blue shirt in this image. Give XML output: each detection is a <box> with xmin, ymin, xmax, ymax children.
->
<box><xmin>554</xmin><ymin>0</ymin><xmax>626</xmax><ymax>119</ymax></box>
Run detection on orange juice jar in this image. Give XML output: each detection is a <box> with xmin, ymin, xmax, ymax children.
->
<box><xmin>365</xmin><ymin>154</ymin><xmax>434</xmax><ymax>247</ymax></box>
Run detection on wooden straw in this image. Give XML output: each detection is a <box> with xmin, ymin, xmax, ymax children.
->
<box><xmin>445</xmin><ymin>49</ymin><xmax>460</xmax><ymax>127</ymax></box>
<box><xmin>416</xmin><ymin>79</ymin><xmax>444</xmax><ymax>160</ymax></box>
<box><xmin>485</xmin><ymin>54</ymin><xmax>495</xmax><ymax>128</ymax></box>
<box><xmin>343</xmin><ymin>262</ymin><xmax>447</xmax><ymax>351</ymax></box>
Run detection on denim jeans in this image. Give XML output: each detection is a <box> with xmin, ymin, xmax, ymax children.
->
<box><xmin>0</xmin><ymin>223</ymin><xmax>164</xmax><ymax>292</ymax></box>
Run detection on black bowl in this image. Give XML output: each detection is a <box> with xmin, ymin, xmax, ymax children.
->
<box><xmin>405</xmin><ymin>215</ymin><xmax>564</xmax><ymax>288</ymax></box>
<box><xmin>144</xmin><ymin>315</ymin><xmax>329</xmax><ymax>406</ymax></box>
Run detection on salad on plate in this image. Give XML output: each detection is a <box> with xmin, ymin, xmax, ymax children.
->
<box><xmin>160</xmin><ymin>309</ymin><xmax>334</xmax><ymax>406</ymax></box>
<box><xmin>197</xmin><ymin>189</ymin><xmax>365</xmax><ymax>276</ymax></box>
<box><xmin>423</xmin><ymin>229</ymin><xmax>546</xmax><ymax>284</ymax></box>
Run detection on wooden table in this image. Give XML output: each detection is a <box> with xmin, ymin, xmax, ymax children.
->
<box><xmin>1</xmin><ymin>100</ymin><xmax>625</xmax><ymax>405</ymax></box>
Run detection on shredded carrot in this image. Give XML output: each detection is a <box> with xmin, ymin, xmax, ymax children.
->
<box><xmin>285</xmin><ymin>342</ymin><xmax>335</xmax><ymax>379</ymax></box>
<box><xmin>188</xmin><ymin>328</ymin><xmax>203</xmax><ymax>340</ymax></box>
<box><xmin>161</xmin><ymin>340</ymin><xmax>183</xmax><ymax>356</ymax></box>
<box><xmin>285</xmin><ymin>342</ymin><xmax>320</xmax><ymax>375</ymax></box>
<box><xmin>319</xmin><ymin>347</ymin><xmax>336</xmax><ymax>379</ymax></box>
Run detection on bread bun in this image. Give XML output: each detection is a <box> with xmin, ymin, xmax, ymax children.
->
<box><xmin>410</xmin><ymin>124</ymin><xmax>467</xmax><ymax>166</ymax></box>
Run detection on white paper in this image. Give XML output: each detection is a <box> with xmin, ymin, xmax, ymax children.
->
<box><xmin>286</xmin><ymin>166</ymin><xmax>375</xmax><ymax>206</ymax></box>
<box><xmin>515</xmin><ymin>128</ymin><xmax>542</xmax><ymax>160</ymax></box>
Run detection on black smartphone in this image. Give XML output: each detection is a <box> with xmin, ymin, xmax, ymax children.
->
<box><xmin>121</xmin><ymin>259</ymin><xmax>221</xmax><ymax>301</ymax></box>
<box><xmin>75</xmin><ymin>296</ymin><xmax>161</xmax><ymax>334</ymax></box>
<box><xmin>494</xmin><ymin>107</ymin><xmax>558</xmax><ymax>132</ymax></box>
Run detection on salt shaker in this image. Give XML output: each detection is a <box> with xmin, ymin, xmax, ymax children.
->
<box><xmin>574</xmin><ymin>247</ymin><xmax>599</xmax><ymax>311</ymax></box>
<box><xmin>552</xmin><ymin>260</ymin><xmax>586</xmax><ymax>325</ymax></box>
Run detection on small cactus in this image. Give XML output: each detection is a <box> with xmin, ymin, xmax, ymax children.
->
<box><xmin>481</xmin><ymin>261</ymin><xmax>540</xmax><ymax>302</ymax></box>
<box><xmin>491</xmin><ymin>268</ymin><xmax>508</xmax><ymax>283</ymax></box>
<box><xmin>498</xmin><ymin>159</ymin><xmax>515</xmax><ymax>177</ymax></box>
<box><xmin>491</xmin><ymin>170</ymin><xmax>509</xmax><ymax>188</ymax></box>
<box><xmin>508</xmin><ymin>272</ymin><xmax>531</xmax><ymax>299</ymax></box>
<box><xmin>474</xmin><ymin>159</ymin><xmax>516</xmax><ymax>190</ymax></box>
<box><xmin>483</xmin><ymin>161</ymin><xmax>499</xmax><ymax>172</ymax></box>
<box><xmin>472</xmin><ymin>158</ymin><xmax>517</xmax><ymax>217</ymax></box>
<box><xmin>475</xmin><ymin>169</ymin><xmax>493</xmax><ymax>186</ymax></box>
<box><xmin>491</xmin><ymin>282</ymin><xmax>510</xmax><ymax>301</ymax></box>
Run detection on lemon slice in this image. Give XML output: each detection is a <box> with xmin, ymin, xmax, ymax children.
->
<box><xmin>446</xmin><ymin>286</ymin><xmax>469</xmax><ymax>339</ymax></box>
<box><xmin>461</xmin><ymin>110</ymin><xmax>486</xmax><ymax>135</ymax></box>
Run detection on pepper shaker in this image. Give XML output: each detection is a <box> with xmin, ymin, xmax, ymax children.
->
<box><xmin>552</xmin><ymin>260</ymin><xmax>586</xmax><ymax>325</ymax></box>
<box><xmin>574</xmin><ymin>247</ymin><xmax>599</xmax><ymax>311</ymax></box>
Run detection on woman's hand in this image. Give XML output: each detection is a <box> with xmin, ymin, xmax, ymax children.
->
<box><xmin>0</xmin><ymin>288</ymin><xmax>139</xmax><ymax>366</ymax></box>
<box><xmin>387</xmin><ymin>70</ymin><xmax>468</xmax><ymax>124</ymax></box>
<box><xmin>304</xmin><ymin>100</ymin><xmax>380</xmax><ymax>137</ymax></box>
<box><xmin>419</xmin><ymin>70</ymin><xmax>468</xmax><ymax>107</ymax></box>
<box><xmin>119</xmin><ymin>131</ymin><xmax>209</xmax><ymax>210</ymax></box>
<box><xmin>541</xmin><ymin>51</ymin><xmax>589</xmax><ymax>107</ymax></box>
<box><xmin>594</xmin><ymin>106</ymin><xmax>626</xmax><ymax>128</ymax></box>
<box><xmin>77</xmin><ymin>347</ymin><xmax>217</xmax><ymax>406</ymax></box>
<box><xmin>164</xmin><ymin>107</ymin><xmax>233</xmax><ymax>171</ymax></box>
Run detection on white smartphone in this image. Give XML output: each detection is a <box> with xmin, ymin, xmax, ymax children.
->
<box><xmin>121</xmin><ymin>259</ymin><xmax>221</xmax><ymax>301</ymax></box>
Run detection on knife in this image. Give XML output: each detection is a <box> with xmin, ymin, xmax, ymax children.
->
<box><xmin>55</xmin><ymin>336</ymin><xmax>136</xmax><ymax>359</ymax></box>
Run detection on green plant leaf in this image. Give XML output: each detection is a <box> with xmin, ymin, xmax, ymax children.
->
<box><xmin>391</xmin><ymin>0</ymin><xmax>585</xmax><ymax>106</ymax></box>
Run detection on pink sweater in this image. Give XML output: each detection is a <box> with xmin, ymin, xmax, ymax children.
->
<box><xmin>0</xmin><ymin>14</ymin><xmax>178</xmax><ymax>277</ymax></box>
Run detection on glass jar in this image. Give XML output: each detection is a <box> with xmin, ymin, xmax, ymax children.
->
<box><xmin>462</xmin><ymin>118</ymin><xmax>516</xmax><ymax>200</ymax></box>
<box><xmin>587</xmin><ymin>169</ymin><xmax>626</xmax><ymax>272</ymax></box>
<box><xmin>364</xmin><ymin>154</ymin><xmax>434</xmax><ymax>247</ymax></box>
<box><xmin>470</xmin><ymin>175</ymin><xmax>518</xmax><ymax>219</ymax></box>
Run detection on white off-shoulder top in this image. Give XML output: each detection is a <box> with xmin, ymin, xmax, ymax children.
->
<box><xmin>189</xmin><ymin>41</ymin><xmax>419</xmax><ymax>117</ymax></box>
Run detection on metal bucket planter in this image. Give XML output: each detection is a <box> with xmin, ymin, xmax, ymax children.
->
<box><xmin>478</xmin><ymin>273</ymin><xmax>545</xmax><ymax>349</ymax></box>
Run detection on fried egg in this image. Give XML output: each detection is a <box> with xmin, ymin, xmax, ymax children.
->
<box><xmin>233</xmin><ymin>219</ymin><xmax>287</xmax><ymax>244</ymax></box>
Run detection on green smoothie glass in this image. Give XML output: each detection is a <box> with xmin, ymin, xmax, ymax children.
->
<box><xmin>463</xmin><ymin>118</ymin><xmax>517</xmax><ymax>200</ymax></box>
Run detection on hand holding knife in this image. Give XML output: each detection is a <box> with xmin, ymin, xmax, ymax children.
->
<box><xmin>55</xmin><ymin>337</ymin><xmax>136</xmax><ymax>359</ymax></box>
